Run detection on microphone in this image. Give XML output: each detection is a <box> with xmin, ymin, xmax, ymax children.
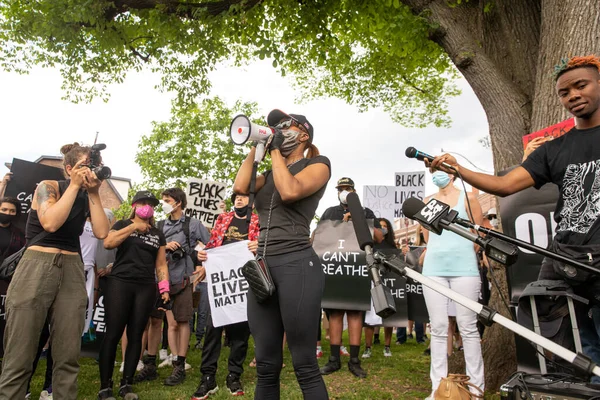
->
<box><xmin>405</xmin><ymin>147</ymin><xmax>457</xmax><ymax>171</ymax></box>
<box><xmin>346</xmin><ymin>192</ymin><xmax>396</xmax><ymax>318</ymax></box>
<box><xmin>402</xmin><ymin>197</ymin><xmax>519</xmax><ymax>265</ymax></box>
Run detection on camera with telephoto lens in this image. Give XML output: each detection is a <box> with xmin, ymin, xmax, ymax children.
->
<box><xmin>169</xmin><ymin>247</ymin><xmax>186</xmax><ymax>261</ymax></box>
<box><xmin>88</xmin><ymin>144</ymin><xmax>112</xmax><ymax>180</ymax></box>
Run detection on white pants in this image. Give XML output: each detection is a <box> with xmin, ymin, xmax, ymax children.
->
<box><xmin>83</xmin><ymin>266</ymin><xmax>95</xmax><ymax>335</ymax></box>
<box><xmin>423</xmin><ymin>276</ymin><xmax>484</xmax><ymax>395</ymax></box>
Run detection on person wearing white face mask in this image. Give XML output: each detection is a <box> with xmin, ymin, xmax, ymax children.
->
<box><xmin>421</xmin><ymin>171</ymin><xmax>485</xmax><ymax>399</ymax></box>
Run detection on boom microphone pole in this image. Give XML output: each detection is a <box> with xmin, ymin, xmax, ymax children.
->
<box><xmin>348</xmin><ymin>194</ymin><xmax>600</xmax><ymax>379</ymax></box>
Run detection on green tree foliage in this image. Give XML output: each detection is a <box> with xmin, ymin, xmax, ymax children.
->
<box><xmin>0</xmin><ymin>0</ymin><xmax>457</xmax><ymax>127</ymax></box>
<box><xmin>135</xmin><ymin>97</ymin><xmax>269</xmax><ymax>195</ymax></box>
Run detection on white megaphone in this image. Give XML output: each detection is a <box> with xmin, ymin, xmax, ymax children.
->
<box><xmin>230</xmin><ymin>115</ymin><xmax>274</xmax><ymax>163</ymax></box>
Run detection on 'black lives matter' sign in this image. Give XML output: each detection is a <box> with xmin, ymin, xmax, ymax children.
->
<box><xmin>185</xmin><ymin>178</ymin><xmax>226</xmax><ymax>228</ymax></box>
<box><xmin>313</xmin><ymin>220</ymin><xmax>371</xmax><ymax>311</ymax></box>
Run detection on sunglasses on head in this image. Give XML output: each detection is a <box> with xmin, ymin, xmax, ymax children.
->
<box><xmin>275</xmin><ymin>118</ymin><xmax>309</xmax><ymax>134</ymax></box>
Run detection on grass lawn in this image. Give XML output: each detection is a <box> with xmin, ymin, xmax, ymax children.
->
<box><xmin>28</xmin><ymin>334</ymin><xmax>436</xmax><ymax>400</ymax></box>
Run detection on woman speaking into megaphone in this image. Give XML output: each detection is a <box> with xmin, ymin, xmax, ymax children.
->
<box><xmin>232</xmin><ymin>109</ymin><xmax>331</xmax><ymax>400</ymax></box>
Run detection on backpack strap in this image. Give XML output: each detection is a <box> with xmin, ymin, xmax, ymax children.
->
<box><xmin>157</xmin><ymin>220</ymin><xmax>165</xmax><ymax>232</ymax></box>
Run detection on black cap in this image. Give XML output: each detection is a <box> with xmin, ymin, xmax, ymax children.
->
<box><xmin>267</xmin><ymin>109</ymin><xmax>314</xmax><ymax>142</ymax></box>
<box><xmin>131</xmin><ymin>190</ymin><xmax>159</xmax><ymax>207</ymax></box>
<box><xmin>335</xmin><ymin>177</ymin><xmax>355</xmax><ymax>189</ymax></box>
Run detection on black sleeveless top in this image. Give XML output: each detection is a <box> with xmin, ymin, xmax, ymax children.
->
<box><xmin>26</xmin><ymin>180</ymin><xmax>89</xmax><ymax>252</ymax></box>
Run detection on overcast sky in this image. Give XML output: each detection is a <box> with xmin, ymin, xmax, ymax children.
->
<box><xmin>0</xmin><ymin>59</ymin><xmax>493</xmax><ymax>218</ymax></box>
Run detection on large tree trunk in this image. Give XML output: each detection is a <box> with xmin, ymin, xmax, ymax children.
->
<box><xmin>400</xmin><ymin>0</ymin><xmax>600</xmax><ymax>393</ymax></box>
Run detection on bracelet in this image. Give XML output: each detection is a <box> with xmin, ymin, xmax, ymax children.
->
<box><xmin>158</xmin><ymin>280</ymin><xmax>170</xmax><ymax>294</ymax></box>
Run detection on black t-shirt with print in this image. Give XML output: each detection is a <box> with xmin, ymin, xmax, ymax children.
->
<box><xmin>109</xmin><ymin>219</ymin><xmax>167</xmax><ymax>283</ymax></box>
<box><xmin>221</xmin><ymin>216</ymin><xmax>250</xmax><ymax>246</ymax></box>
<box><xmin>0</xmin><ymin>225</ymin><xmax>11</xmax><ymax>256</ymax></box>
<box><xmin>521</xmin><ymin>125</ymin><xmax>600</xmax><ymax>245</ymax></box>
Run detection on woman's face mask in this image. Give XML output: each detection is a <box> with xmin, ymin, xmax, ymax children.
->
<box><xmin>279</xmin><ymin>129</ymin><xmax>302</xmax><ymax>157</ymax></box>
<box><xmin>134</xmin><ymin>204</ymin><xmax>154</xmax><ymax>219</ymax></box>
<box><xmin>432</xmin><ymin>171</ymin><xmax>452</xmax><ymax>188</ymax></box>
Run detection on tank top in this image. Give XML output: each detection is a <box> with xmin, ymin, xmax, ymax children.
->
<box><xmin>422</xmin><ymin>191</ymin><xmax>479</xmax><ymax>277</ymax></box>
<box><xmin>26</xmin><ymin>180</ymin><xmax>88</xmax><ymax>252</ymax></box>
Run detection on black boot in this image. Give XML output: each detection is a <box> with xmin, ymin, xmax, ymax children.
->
<box><xmin>97</xmin><ymin>388</ymin><xmax>116</xmax><ymax>400</ymax></box>
<box><xmin>118</xmin><ymin>379</ymin><xmax>139</xmax><ymax>400</ymax></box>
<box><xmin>319</xmin><ymin>356</ymin><xmax>341</xmax><ymax>375</ymax></box>
<box><xmin>134</xmin><ymin>360</ymin><xmax>158</xmax><ymax>383</ymax></box>
<box><xmin>164</xmin><ymin>358</ymin><xmax>186</xmax><ymax>386</ymax></box>
<box><xmin>348</xmin><ymin>357</ymin><xmax>367</xmax><ymax>378</ymax></box>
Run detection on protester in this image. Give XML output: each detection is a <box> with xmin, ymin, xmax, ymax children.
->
<box><xmin>363</xmin><ymin>217</ymin><xmax>395</xmax><ymax>358</ymax></box>
<box><xmin>191</xmin><ymin>192</ymin><xmax>259</xmax><ymax>399</ymax></box>
<box><xmin>0</xmin><ymin>196</ymin><xmax>25</xmax><ymax>266</ymax></box>
<box><xmin>0</xmin><ymin>143</ymin><xmax>110</xmax><ymax>400</ymax></box>
<box><xmin>420</xmin><ymin>171</ymin><xmax>484</xmax><ymax>398</ymax></box>
<box><xmin>97</xmin><ymin>191</ymin><xmax>170</xmax><ymax>400</ymax></box>
<box><xmin>319</xmin><ymin>177</ymin><xmax>383</xmax><ymax>379</ymax></box>
<box><xmin>430</xmin><ymin>55</ymin><xmax>600</xmax><ymax>385</ymax></box>
<box><xmin>233</xmin><ymin>109</ymin><xmax>330</xmax><ymax>399</ymax></box>
<box><xmin>150</xmin><ymin>188</ymin><xmax>209</xmax><ymax>386</ymax></box>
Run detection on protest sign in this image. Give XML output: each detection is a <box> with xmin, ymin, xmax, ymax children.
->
<box><xmin>80</xmin><ymin>294</ymin><xmax>106</xmax><ymax>358</ymax></box>
<box><xmin>363</xmin><ymin>185</ymin><xmax>396</xmax><ymax>223</ymax></box>
<box><xmin>205</xmin><ymin>241</ymin><xmax>254</xmax><ymax>327</ymax></box>
<box><xmin>185</xmin><ymin>178</ymin><xmax>227</xmax><ymax>228</ymax></box>
<box><xmin>394</xmin><ymin>171</ymin><xmax>425</xmax><ymax>218</ymax></box>
<box><xmin>521</xmin><ymin>118</ymin><xmax>574</xmax><ymax>150</ymax></box>
<box><xmin>313</xmin><ymin>220</ymin><xmax>371</xmax><ymax>311</ymax></box>
<box><xmin>4</xmin><ymin>158</ymin><xmax>65</xmax><ymax>231</ymax></box>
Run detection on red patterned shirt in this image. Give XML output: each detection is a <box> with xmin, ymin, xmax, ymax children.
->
<box><xmin>205</xmin><ymin>211</ymin><xmax>260</xmax><ymax>249</ymax></box>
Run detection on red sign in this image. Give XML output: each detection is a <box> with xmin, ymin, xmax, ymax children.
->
<box><xmin>522</xmin><ymin>118</ymin><xmax>575</xmax><ymax>149</ymax></box>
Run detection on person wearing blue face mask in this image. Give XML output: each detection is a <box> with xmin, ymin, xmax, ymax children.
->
<box><xmin>421</xmin><ymin>171</ymin><xmax>484</xmax><ymax>399</ymax></box>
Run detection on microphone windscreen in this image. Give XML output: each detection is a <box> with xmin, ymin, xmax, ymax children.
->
<box><xmin>405</xmin><ymin>147</ymin><xmax>417</xmax><ymax>158</ymax></box>
<box><xmin>402</xmin><ymin>197</ymin><xmax>426</xmax><ymax>219</ymax></box>
<box><xmin>346</xmin><ymin>192</ymin><xmax>374</xmax><ymax>250</ymax></box>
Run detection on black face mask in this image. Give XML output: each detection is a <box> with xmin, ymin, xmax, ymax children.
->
<box><xmin>234</xmin><ymin>205</ymin><xmax>249</xmax><ymax>217</ymax></box>
<box><xmin>0</xmin><ymin>213</ymin><xmax>16</xmax><ymax>225</ymax></box>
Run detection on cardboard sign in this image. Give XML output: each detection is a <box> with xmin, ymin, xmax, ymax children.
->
<box><xmin>313</xmin><ymin>220</ymin><xmax>371</xmax><ymax>311</ymax></box>
<box><xmin>185</xmin><ymin>178</ymin><xmax>227</xmax><ymax>228</ymax></box>
<box><xmin>521</xmin><ymin>118</ymin><xmax>574</xmax><ymax>149</ymax></box>
<box><xmin>363</xmin><ymin>185</ymin><xmax>396</xmax><ymax>223</ymax></box>
<box><xmin>394</xmin><ymin>171</ymin><xmax>425</xmax><ymax>218</ymax></box>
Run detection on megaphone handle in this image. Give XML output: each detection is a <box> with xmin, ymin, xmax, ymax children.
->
<box><xmin>254</xmin><ymin>142</ymin><xmax>265</xmax><ymax>163</ymax></box>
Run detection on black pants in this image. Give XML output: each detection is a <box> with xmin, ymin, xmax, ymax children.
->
<box><xmin>247</xmin><ymin>248</ymin><xmax>328</xmax><ymax>400</ymax></box>
<box><xmin>98</xmin><ymin>278</ymin><xmax>155</xmax><ymax>388</ymax></box>
<box><xmin>200</xmin><ymin>312</ymin><xmax>250</xmax><ymax>377</ymax></box>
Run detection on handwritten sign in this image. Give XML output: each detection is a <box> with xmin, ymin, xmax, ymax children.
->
<box><xmin>363</xmin><ymin>185</ymin><xmax>396</xmax><ymax>223</ymax></box>
<box><xmin>394</xmin><ymin>171</ymin><xmax>425</xmax><ymax>218</ymax></box>
<box><xmin>522</xmin><ymin>118</ymin><xmax>574</xmax><ymax>149</ymax></box>
<box><xmin>185</xmin><ymin>178</ymin><xmax>227</xmax><ymax>228</ymax></box>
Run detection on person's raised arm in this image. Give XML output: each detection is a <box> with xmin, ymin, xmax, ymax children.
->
<box><xmin>429</xmin><ymin>154</ymin><xmax>535</xmax><ymax>197</ymax></box>
<box><xmin>104</xmin><ymin>221</ymin><xmax>149</xmax><ymax>249</ymax></box>
<box><xmin>33</xmin><ymin>160</ymin><xmax>89</xmax><ymax>232</ymax></box>
<box><xmin>156</xmin><ymin>246</ymin><xmax>170</xmax><ymax>303</ymax></box>
<box><xmin>86</xmin><ymin>172</ymin><xmax>109</xmax><ymax>239</ymax></box>
<box><xmin>270</xmin><ymin>150</ymin><xmax>329</xmax><ymax>203</ymax></box>
<box><xmin>233</xmin><ymin>146</ymin><xmax>266</xmax><ymax>195</ymax></box>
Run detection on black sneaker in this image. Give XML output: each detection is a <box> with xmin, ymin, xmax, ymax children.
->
<box><xmin>191</xmin><ymin>375</ymin><xmax>219</xmax><ymax>400</ymax></box>
<box><xmin>97</xmin><ymin>388</ymin><xmax>116</xmax><ymax>400</ymax></box>
<box><xmin>348</xmin><ymin>358</ymin><xmax>367</xmax><ymax>378</ymax></box>
<box><xmin>373</xmin><ymin>336</ymin><xmax>380</xmax><ymax>345</ymax></box>
<box><xmin>407</xmin><ymin>333</ymin><xmax>414</xmax><ymax>339</ymax></box>
<box><xmin>194</xmin><ymin>341</ymin><xmax>203</xmax><ymax>350</ymax></box>
<box><xmin>164</xmin><ymin>359</ymin><xmax>186</xmax><ymax>386</ymax></box>
<box><xmin>226</xmin><ymin>373</ymin><xmax>244</xmax><ymax>396</ymax></box>
<box><xmin>319</xmin><ymin>357</ymin><xmax>341</xmax><ymax>375</ymax></box>
<box><xmin>134</xmin><ymin>362</ymin><xmax>158</xmax><ymax>383</ymax></box>
<box><xmin>117</xmin><ymin>384</ymin><xmax>139</xmax><ymax>400</ymax></box>
<box><xmin>423</xmin><ymin>348</ymin><xmax>431</xmax><ymax>356</ymax></box>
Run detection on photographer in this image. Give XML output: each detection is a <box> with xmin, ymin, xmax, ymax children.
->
<box><xmin>0</xmin><ymin>143</ymin><xmax>109</xmax><ymax>400</ymax></box>
<box><xmin>158</xmin><ymin>187</ymin><xmax>209</xmax><ymax>386</ymax></box>
<box><xmin>233</xmin><ymin>109</ymin><xmax>330</xmax><ymax>400</ymax></box>
<box><xmin>98</xmin><ymin>191</ymin><xmax>170</xmax><ymax>400</ymax></box>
